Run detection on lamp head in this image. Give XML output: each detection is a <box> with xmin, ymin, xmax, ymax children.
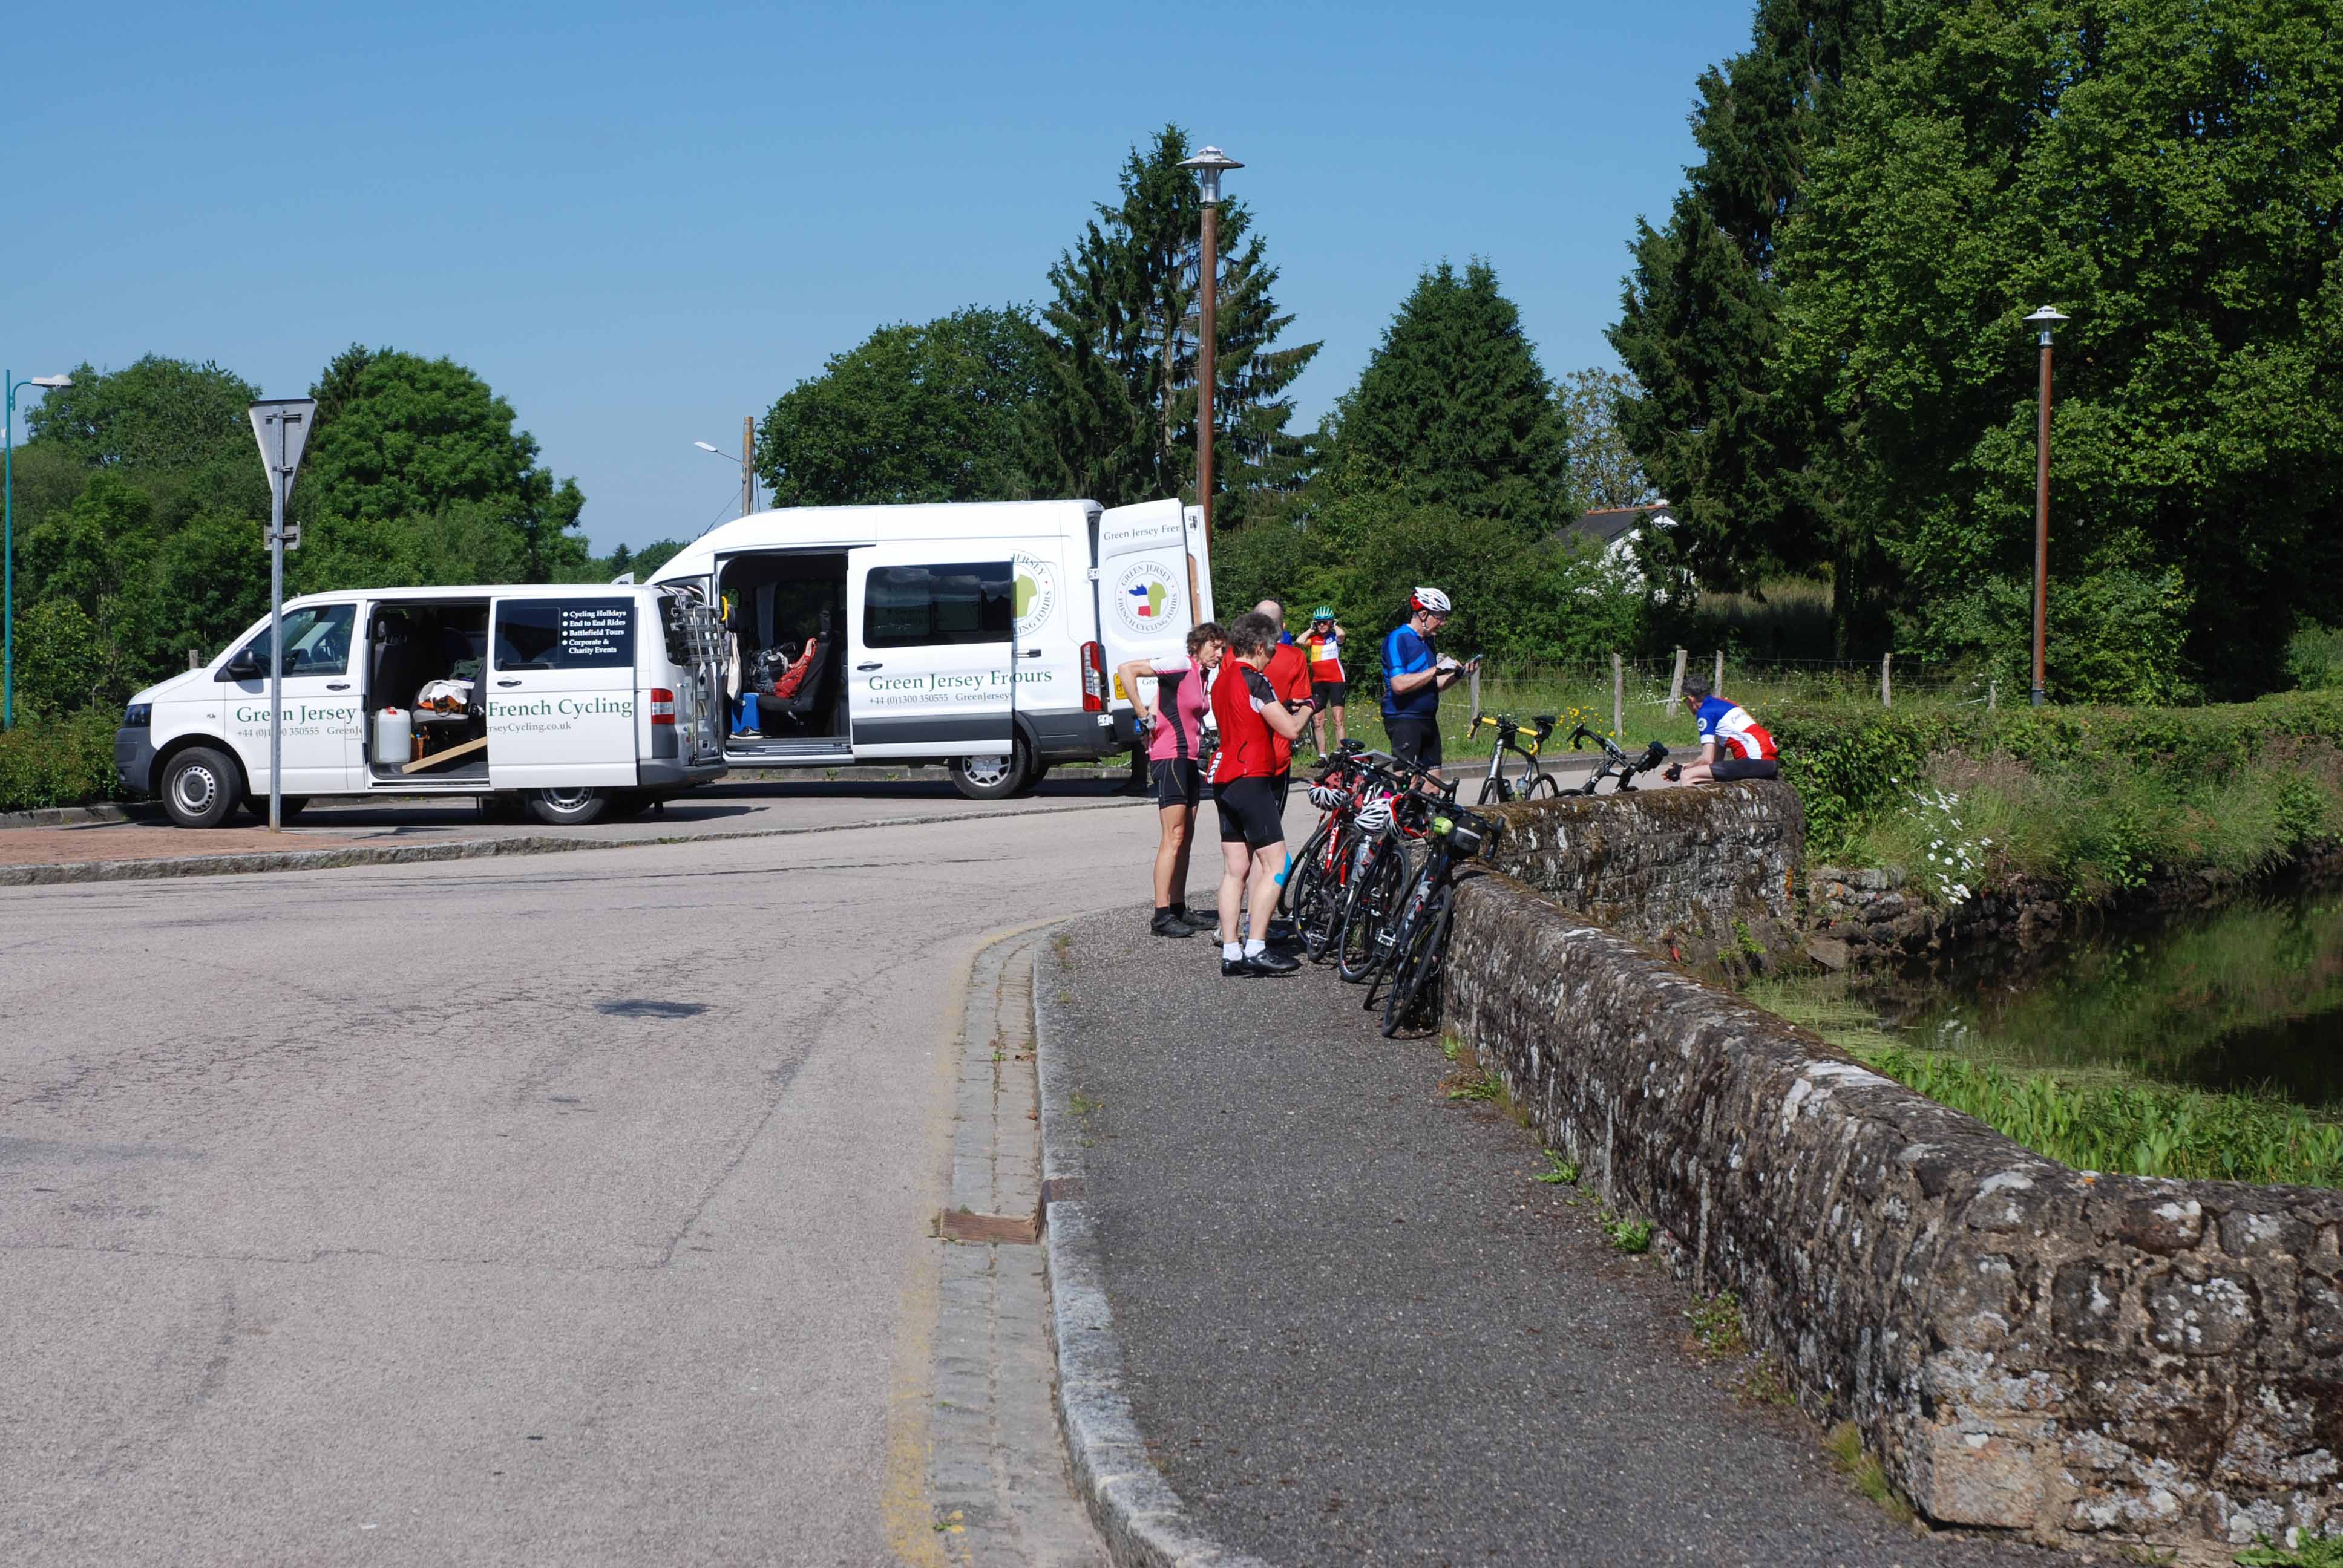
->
<box><xmin>27</xmin><ymin>374</ymin><xmax>71</xmax><ymax>390</ymax></box>
<box><xmin>1178</xmin><ymin>145</ymin><xmax>1244</xmax><ymax>206</ymax></box>
<box><xmin>693</xmin><ymin>441</ymin><xmax>721</xmax><ymax>454</ymax></box>
<box><xmin>2024</xmin><ymin>306</ymin><xmax>2069</xmax><ymax>344</ymax></box>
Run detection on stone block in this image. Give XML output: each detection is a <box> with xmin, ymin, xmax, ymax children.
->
<box><xmin>1910</xmin><ymin>1423</ymin><xmax>2043</xmax><ymax>1529</ymax></box>
<box><xmin>2146</xmin><ymin>1270</ymin><xmax>2261</xmax><ymax>1357</ymax></box>
<box><xmin>2120</xmin><ymin>1197</ymin><xmax>2206</xmax><ymax>1255</ymax></box>
<box><xmin>2221</xmin><ymin>1209</ymin><xmax>2316</xmax><ymax>1259</ymax></box>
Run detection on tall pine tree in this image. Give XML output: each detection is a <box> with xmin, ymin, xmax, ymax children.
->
<box><xmin>1607</xmin><ymin>0</ymin><xmax>1884</xmax><ymax>638</ymax></box>
<box><xmin>1033</xmin><ymin>125</ymin><xmax>1318</xmax><ymax>524</ymax></box>
<box><xmin>1326</xmin><ymin>260</ymin><xmax>1571</xmax><ymax>533</ymax></box>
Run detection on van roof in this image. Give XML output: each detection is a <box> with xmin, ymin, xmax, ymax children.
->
<box><xmin>278</xmin><ymin>583</ymin><xmax>671</xmax><ymax>609</ymax></box>
<box><xmin>652</xmin><ymin>499</ymin><xmax>1102</xmax><ymax>580</ymax></box>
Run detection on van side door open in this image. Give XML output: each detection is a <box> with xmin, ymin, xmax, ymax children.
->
<box><xmin>486</xmin><ymin>595</ymin><xmax>643</xmax><ymax>787</ymax></box>
<box><xmin>846</xmin><ymin>549</ymin><xmax>1015</xmax><ymax>759</ymax></box>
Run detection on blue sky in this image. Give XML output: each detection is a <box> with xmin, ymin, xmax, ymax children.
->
<box><xmin>6</xmin><ymin>1</ymin><xmax>1749</xmax><ymax>552</ymax></box>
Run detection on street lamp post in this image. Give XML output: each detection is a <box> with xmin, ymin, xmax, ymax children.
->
<box><xmin>695</xmin><ymin>428</ymin><xmax>756</xmax><ymax>518</ymax></box>
<box><xmin>4</xmin><ymin>370</ymin><xmax>74</xmax><ymax>729</ymax></box>
<box><xmin>2023</xmin><ymin>307</ymin><xmax>2068</xmax><ymax>707</ymax></box>
<box><xmin>1178</xmin><ymin>146</ymin><xmax>1242</xmax><ymax>544</ymax></box>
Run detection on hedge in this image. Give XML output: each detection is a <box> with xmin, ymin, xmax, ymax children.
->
<box><xmin>0</xmin><ymin>708</ymin><xmax>126</xmax><ymax>815</ymax></box>
<box><xmin>1772</xmin><ymin>690</ymin><xmax>2343</xmax><ymax>850</ymax></box>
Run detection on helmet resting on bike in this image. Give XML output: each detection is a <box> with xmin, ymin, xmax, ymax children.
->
<box><xmin>1352</xmin><ymin>796</ymin><xmax>1394</xmax><ymax>834</ymax></box>
<box><xmin>1411</xmin><ymin>586</ymin><xmax>1452</xmax><ymax>615</ymax></box>
<box><xmin>1306</xmin><ymin>782</ymin><xmax>1348</xmax><ymax>811</ymax></box>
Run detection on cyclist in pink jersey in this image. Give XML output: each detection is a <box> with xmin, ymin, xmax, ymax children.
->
<box><xmin>1118</xmin><ymin>621</ymin><xmax>1227</xmax><ymax>937</ymax></box>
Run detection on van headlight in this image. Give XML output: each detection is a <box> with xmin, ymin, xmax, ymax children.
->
<box><xmin>123</xmin><ymin>703</ymin><xmax>151</xmax><ymax>729</ymax></box>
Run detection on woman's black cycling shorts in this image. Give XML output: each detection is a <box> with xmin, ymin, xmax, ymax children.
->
<box><xmin>1711</xmin><ymin>756</ymin><xmax>1780</xmax><ymax>781</ymax></box>
<box><xmin>1152</xmin><ymin>758</ymin><xmax>1201</xmax><ymax>811</ymax></box>
<box><xmin>1215</xmin><ymin>775</ymin><xmax>1286</xmax><ymax>849</ymax></box>
<box><xmin>1311</xmin><ymin>679</ymin><xmax>1346</xmax><ymax>707</ymax></box>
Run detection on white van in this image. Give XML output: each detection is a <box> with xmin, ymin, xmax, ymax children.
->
<box><xmin>648</xmin><ymin>497</ymin><xmax>1214</xmax><ymax>798</ymax></box>
<box><xmin>115</xmin><ymin>583</ymin><xmax>729</xmax><ymax>828</ymax></box>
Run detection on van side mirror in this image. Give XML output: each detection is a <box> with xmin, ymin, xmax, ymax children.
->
<box><xmin>221</xmin><ymin>653</ymin><xmax>264</xmax><ymax>681</ymax></box>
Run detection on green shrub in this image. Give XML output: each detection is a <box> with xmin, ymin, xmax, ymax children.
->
<box><xmin>0</xmin><ymin>707</ymin><xmax>126</xmax><ymax>814</ymax></box>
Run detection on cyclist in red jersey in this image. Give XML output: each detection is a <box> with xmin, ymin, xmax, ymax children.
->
<box><xmin>1211</xmin><ymin>612</ymin><xmax>1319</xmax><ymax>978</ymax></box>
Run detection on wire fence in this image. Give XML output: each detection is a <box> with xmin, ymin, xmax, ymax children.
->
<box><xmin>1319</xmin><ymin>650</ymin><xmax>2000</xmax><ymax>763</ymax></box>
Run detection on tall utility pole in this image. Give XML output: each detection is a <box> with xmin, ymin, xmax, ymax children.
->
<box><xmin>2024</xmin><ymin>307</ymin><xmax>2068</xmax><ymax>707</ymax></box>
<box><xmin>1179</xmin><ymin>146</ymin><xmax>1242</xmax><ymax>542</ymax></box>
<box><xmin>741</xmin><ymin>416</ymin><xmax>756</xmax><ymax>517</ymax></box>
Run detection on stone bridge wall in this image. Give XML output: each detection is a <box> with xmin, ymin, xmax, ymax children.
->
<box><xmin>1475</xmin><ymin>779</ymin><xmax>1803</xmax><ymax>968</ymax></box>
<box><xmin>1444</xmin><ymin>857</ymin><xmax>2343</xmax><ymax>1551</ymax></box>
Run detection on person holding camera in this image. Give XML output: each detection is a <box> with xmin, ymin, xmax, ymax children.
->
<box><xmin>1378</xmin><ymin>587</ymin><xmax>1477</xmax><ymax>774</ymax></box>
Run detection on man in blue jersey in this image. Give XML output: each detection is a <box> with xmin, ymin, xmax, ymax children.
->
<box><xmin>1378</xmin><ymin>587</ymin><xmax>1476</xmax><ymax>773</ymax></box>
<box><xmin>1669</xmin><ymin>675</ymin><xmax>1781</xmax><ymax>784</ymax></box>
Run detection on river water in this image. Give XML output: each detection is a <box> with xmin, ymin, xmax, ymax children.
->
<box><xmin>1849</xmin><ymin>883</ymin><xmax>2343</xmax><ymax>1105</ymax></box>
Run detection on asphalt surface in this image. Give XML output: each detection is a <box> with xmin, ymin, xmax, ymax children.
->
<box><xmin>1041</xmin><ymin>915</ymin><xmax>2066</xmax><ymax>1568</ymax></box>
<box><xmin>0</xmin><ymin>793</ymin><xmax>1161</xmax><ymax>1566</ymax></box>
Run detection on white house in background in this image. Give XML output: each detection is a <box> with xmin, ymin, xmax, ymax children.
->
<box><xmin>1561</xmin><ymin>501</ymin><xmax>1674</xmax><ymax>586</ymax></box>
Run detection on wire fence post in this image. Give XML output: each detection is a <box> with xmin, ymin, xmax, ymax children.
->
<box><xmin>1668</xmin><ymin>647</ymin><xmax>1687</xmax><ymax>708</ymax></box>
<box><xmin>1881</xmin><ymin>652</ymin><xmax>1893</xmax><ymax>709</ymax></box>
<box><xmin>1611</xmin><ymin>652</ymin><xmax>1625</xmax><ymax>737</ymax></box>
<box><xmin>1713</xmin><ymin>649</ymin><xmax>1725</xmax><ymax>694</ymax></box>
<box><xmin>1467</xmin><ymin>664</ymin><xmax>1481</xmax><ymax>729</ymax></box>
<box><xmin>1988</xmin><ymin>679</ymin><xmax>1997</xmax><ymax>712</ymax></box>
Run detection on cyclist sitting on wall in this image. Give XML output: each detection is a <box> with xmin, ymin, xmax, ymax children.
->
<box><xmin>1378</xmin><ymin>587</ymin><xmax>1477</xmax><ymax>774</ymax></box>
<box><xmin>1670</xmin><ymin>675</ymin><xmax>1780</xmax><ymax>784</ymax></box>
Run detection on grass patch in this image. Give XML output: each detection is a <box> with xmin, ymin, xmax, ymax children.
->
<box><xmin>2239</xmin><ymin>1533</ymin><xmax>2343</xmax><ymax>1567</ymax></box>
<box><xmin>1600</xmin><ymin>1213</ymin><xmax>1653</xmax><ymax>1253</ymax></box>
<box><xmin>1533</xmin><ymin>1149</ymin><xmax>1580</xmax><ymax>1186</ymax></box>
<box><xmin>1446</xmin><ymin>1073</ymin><xmax>1502</xmax><ymax>1103</ymax></box>
<box><xmin>1824</xmin><ymin>1422</ymin><xmax>1912</xmax><ymax>1524</ymax></box>
<box><xmin>1736</xmin><ymin>1357</ymin><xmax>1797</xmax><ymax>1408</ymax></box>
<box><xmin>1067</xmin><ymin>1091</ymin><xmax>1101</xmax><ymax>1116</ymax></box>
<box><xmin>1746</xmin><ymin>974</ymin><xmax>2343</xmax><ymax>1187</ymax></box>
<box><xmin>0</xmin><ymin>707</ymin><xmax>123</xmax><ymax>814</ymax></box>
<box><xmin>1684</xmin><ymin>1290</ymin><xmax>1749</xmax><ymax>1359</ymax></box>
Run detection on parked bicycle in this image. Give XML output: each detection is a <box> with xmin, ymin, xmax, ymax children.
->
<box><xmin>1280</xmin><ymin>742</ymin><xmax>1378</xmax><ymax>959</ymax></box>
<box><xmin>1368</xmin><ymin>802</ymin><xmax>1500</xmax><ymax>1036</ymax></box>
<box><xmin>1564</xmin><ymin>725</ymin><xmax>1673</xmax><ymax>796</ymax></box>
<box><xmin>1469</xmin><ymin>713</ymin><xmax>1559</xmax><ymax>805</ymax></box>
<box><xmin>1334</xmin><ymin>756</ymin><xmax>1453</xmax><ymax>985</ymax></box>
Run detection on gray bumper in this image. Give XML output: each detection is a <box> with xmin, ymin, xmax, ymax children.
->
<box><xmin>638</xmin><ymin>759</ymin><xmax>725</xmax><ymax>789</ymax></box>
<box><xmin>1026</xmin><ymin>707</ymin><xmax>1125</xmax><ymax>762</ymax></box>
<box><xmin>114</xmin><ymin>727</ymin><xmax>156</xmax><ymax>794</ymax></box>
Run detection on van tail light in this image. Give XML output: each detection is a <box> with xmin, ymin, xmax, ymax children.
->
<box><xmin>650</xmin><ymin>688</ymin><xmax>677</xmax><ymax>725</ymax></box>
<box><xmin>1080</xmin><ymin>642</ymin><xmax>1106</xmax><ymax>712</ymax></box>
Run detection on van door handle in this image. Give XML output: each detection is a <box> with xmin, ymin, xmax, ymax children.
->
<box><xmin>1019</xmin><ymin>648</ymin><xmax>1043</xmax><ymax>658</ymax></box>
<box><xmin>326</xmin><ymin>682</ymin><xmax>350</xmax><ymax>691</ymax></box>
<box><xmin>497</xmin><ymin>679</ymin><xmax>523</xmax><ymax>688</ymax></box>
<box><xmin>856</xmin><ymin>662</ymin><xmax>882</xmax><ymax>672</ymax></box>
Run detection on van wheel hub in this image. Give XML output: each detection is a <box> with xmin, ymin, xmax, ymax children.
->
<box><xmin>172</xmin><ymin>765</ymin><xmax>220</xmax><ymax>814</ymax></box>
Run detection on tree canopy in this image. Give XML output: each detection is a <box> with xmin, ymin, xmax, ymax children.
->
<box><xmin>755</xmin><ymin>307</ymin><xmax>1045</xmax><ymax>506</ymax></box>
<box><xmin>1032</xmin><ymin>124</ymin><xmax>1319</xmax><ymax>526</ymax></box>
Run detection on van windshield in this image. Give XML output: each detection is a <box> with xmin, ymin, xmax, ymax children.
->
<box><xmin>232</xmin><ymin>603</ymin><xmax>354</xmax><ymax>676</ymax></box>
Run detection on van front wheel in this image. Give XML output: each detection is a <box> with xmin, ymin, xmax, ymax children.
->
<box><xmin>525</xmin><ymin>788</ymin><xmax>611</xmax><ymax>826</ymax></box>
<box><xmin>947</xmin><ymin>739</ymin><xmax>1034</xmax><ymax>802</ymax></box>
<box><xmin>161</xmin><ymin>746</ymin><xmax>243</xmax><ymax>829</ymax></box>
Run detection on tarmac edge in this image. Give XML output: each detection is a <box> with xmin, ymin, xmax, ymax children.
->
<box><xmin>1034</xmin><ymin>923</ymin><xmax>1276</xmax><ymax>1568</ymax></box>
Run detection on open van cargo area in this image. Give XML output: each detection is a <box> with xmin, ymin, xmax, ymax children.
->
<box><xmin>368</xmin><ymin>600</ymin><xmax>491</xmax><ymax>781</ymax></box>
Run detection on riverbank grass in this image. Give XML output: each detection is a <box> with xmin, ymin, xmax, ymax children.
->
<box><xmin>1750</xmin><ymin>980</ymin><xmax>2343</xmax><ymax>1188</ymax></box>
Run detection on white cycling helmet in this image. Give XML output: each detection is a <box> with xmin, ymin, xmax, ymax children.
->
<box><xmin>1307</xmin><ymin>782</ymin><xmax>1348</xmax><ymax>811</ymax></box>
<box><xmin>1353</xmin><ymin>796</ymin><xmax>1394</xmax><ymax>835</ymax></box>
<box><xmin>1411</xmin><ymin>586</ymin><xmax>1452</xmax><ymax>615</ymax></box>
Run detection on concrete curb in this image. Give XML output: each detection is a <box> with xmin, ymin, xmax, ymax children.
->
<box><xmin>0</xmin><ymin>803</ymin><xmax>145</xmax><ymax>829</ymax></box>
<box><xmin>1034</xmin><ymin>928</ymin><xmax>1273</xmax><ymax>1568</ymax></box>
<box><xmin>0</xmin><ymin>796</ymin><xmax>1148</xmax><ymax>889</ymax></box>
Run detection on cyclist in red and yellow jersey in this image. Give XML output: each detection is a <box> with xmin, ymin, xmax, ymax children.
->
<box><xmin>1300</xmin><ymin>605</ymin><xmax>1348</xmax><ymax>756</ymax></box>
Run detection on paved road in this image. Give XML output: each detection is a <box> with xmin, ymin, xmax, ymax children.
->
<box><xmin>0</xmin><ymin>794</ymin><xmax>1167</xmax><ymax>1566</ymax></box>
<box><xmin>0</xmin><ymin>775</ymin><xmax>1151</xmax><ymax>868</ymax></box>
<box><xmin>1043</xmin><ymin>918</ymin><xmax>2056</xmax><ymax>1568</ymax></box>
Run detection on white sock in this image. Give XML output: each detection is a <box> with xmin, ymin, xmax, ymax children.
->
<box><xmin>1244</xmin><ymin>939</ymin><xmax>1267</xmax><ymax>958</ymax></box>
<box><xmin>1222</xmin><ymin>941</ymin><xmax>1243</xmax><ymax>962</ymax></box>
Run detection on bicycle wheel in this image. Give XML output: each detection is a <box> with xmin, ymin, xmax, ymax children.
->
<box><xmin>1301</xmin><ymin>826</ymin><xmax>1352</xmax><ymax>959</ymax></box>
<box><xmin>1381</xmin><ymin>886</ymin><xmax>1454</xmax><ymax>1037</ymax></box>
<box><xmin>1522</xmin><ymin>770</ymin><xmax>1560</xmax><ymax>801</ymax></box>
<box><xmin>1277</xmin><ymin>818</ymin><xmax>1331</xmax><ymax>924</ymax></box>
<box><xmin>1336</xmin><ymin>841</ymin><xmax>1406</xmax><ymax>984</ymax></box>
<box><xmin>1476</xmin><ymin>772</ymin><xmax>1512</xmax><ymax>806</ymax></box>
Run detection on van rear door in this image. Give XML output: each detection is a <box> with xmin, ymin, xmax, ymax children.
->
<box><xmin>845</xmin><ymin>547</ymin><xmax>1015</xmax><ymax>759</ymax></box>
<box><xmin>1095</xmin><ymin>500</ymin><xmax>1197</xmax><ymax>712</ymax></box>
<box><xmin>486</xmin><ymin>594</ymin><xmax>642</xmax><ymax>787</ymax></box>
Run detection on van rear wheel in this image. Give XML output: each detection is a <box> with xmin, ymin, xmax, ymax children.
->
<box><xmin>161</xmin><ymin>746</ymin><xmax>243</xmax><ymax>829</ymax></box>
<box><xmin>525</xmin><ymin>788</ymin><xmax>611</xmax><ymax>826</ymax></box>
<box><xmin>947</xmin><ymin>738</ymin><xmax>1034</xmax><ymax>802</ymax></box>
